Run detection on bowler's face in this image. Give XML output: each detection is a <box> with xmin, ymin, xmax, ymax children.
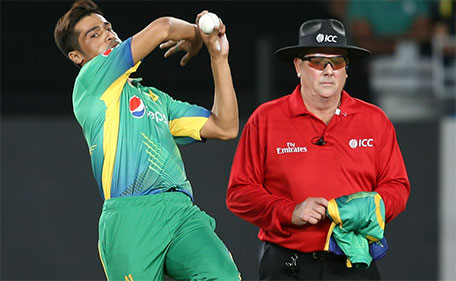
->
<box><xmin>295</xmin><ymin>48</ymin><xmax>348</xmax><ymax>100</ymax></box>
<box><xmin>73</xmin><ymin>13</ymin><xmax>121</xmax><ymax>65</ymax></box>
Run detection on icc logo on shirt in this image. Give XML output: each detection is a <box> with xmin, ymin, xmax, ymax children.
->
<box><xmin>349</xmin><ymin>139</ymin><xmax>374</xmax><ymax>149</ymax></box>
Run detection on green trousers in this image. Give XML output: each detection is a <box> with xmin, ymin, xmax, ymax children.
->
<box><xmin>98</xmin><ymin>192</ymin><xmax>240</xmax><ymax>281</ymax></box>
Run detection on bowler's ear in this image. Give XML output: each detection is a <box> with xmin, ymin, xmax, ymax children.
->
<box><xmin>68</xmin><ymin>50</ymin><xmax>84</xmax><ymax>65</ymax></box>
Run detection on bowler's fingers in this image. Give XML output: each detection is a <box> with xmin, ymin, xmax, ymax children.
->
<box><xmin>207</xmin><ymin>17</ymin><xmax>224</xmax><ymax>38</ymax></box>
<box><xmin>217</xmin><ymin>18</ymin><xmax>226</xmax><ymax>35</ymax></box>
<box><xmin>160</xmin><ymin>40</ymin><xmax>177</xmax><ymax>50</ymax></box>
<box><xmin>161</xmin><ymin>40</ymin><xmax>182</xmax><ymax>58</ymax></box>
<box><xmin>206</xmin><ymin>22</ymin><xmax>225</xmax><ymax>53</ymax></box>
<box><xmin>180</xmin><ymin>53</ymin><xmax>191</xmax><ymax>67</ymax></box>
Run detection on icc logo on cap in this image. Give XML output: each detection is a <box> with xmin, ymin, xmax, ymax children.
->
<box><xmin>316</xmin><ymin>33</ymin><xmax>338</xmax><ymax>43</ymax></box>
<box><xmin>129</xmin><ymin>96</ymin><xmax>145</xmax><ymax>118</ymax></box>
<box><xmin>316</xmin><ymin>34</ymin><xmax>325</xmax><ymax>43</ymax></box>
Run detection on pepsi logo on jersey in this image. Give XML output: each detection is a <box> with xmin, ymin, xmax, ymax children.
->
<box><xmin>129</xmin><ymin>96</ymin><xmax>168</xmax><ymax>125</ymax></box>
<box><xmin>129</xmin><ymin>96</ymin><xmax>145</xmax><ymax>118</ymax></box>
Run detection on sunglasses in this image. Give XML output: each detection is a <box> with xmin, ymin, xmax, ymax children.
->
<box><xmin>301</xmin><ymin>56</ymin><xmax>348</xmax><ymax>70</ymax></box>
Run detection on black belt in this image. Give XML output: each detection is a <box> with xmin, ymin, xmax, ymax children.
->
<box><xmin>265</xmin><ymin>242</ymin><xmax>344</xmax><ymax>263</ymax></box>
<box><xmin>309</xmin><ymin>251</ymin><xmax>343</xmax><ymax>261</ymax></box>
<box><xmin>166</xmin><ymin>187</ymin><xmax>178</xmax><ymax>192</ymax></box>
<box><xmin>279</xmin><ymin>248</ymin><xmax>345</xmax><ymax>277</ymax></box>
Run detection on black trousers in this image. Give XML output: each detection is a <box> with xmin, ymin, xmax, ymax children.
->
<box><xmin>259</xmin><ymin>242</ymin><xmax>381</xmax><ymax>281</ymax></box>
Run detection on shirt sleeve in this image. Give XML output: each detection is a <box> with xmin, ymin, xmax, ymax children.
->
<box><xmin>374</xmin><ymin>117</ymin><xmax>410</xmax><ymax>223</ymax></box>
<box><xmin>226</xmin><ymin>113</ymin><xmax>296</xmax><ymax>236</ymax></box>
<box><xmin>151</xmin><ymin>88</ymin><xmax>211</xmax><ymax>145</ymax></box>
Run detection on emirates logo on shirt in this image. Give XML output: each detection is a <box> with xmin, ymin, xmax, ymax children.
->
<box><xmin>276</xmin><ymin>142</ymin><xmax>308</xmax><ymax>155</ymax></box>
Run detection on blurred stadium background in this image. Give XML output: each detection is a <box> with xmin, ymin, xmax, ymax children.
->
<box><xmin>1</xmin><ymin>1</ymin><xmax>455</xmax><ymax>280</ymax></box>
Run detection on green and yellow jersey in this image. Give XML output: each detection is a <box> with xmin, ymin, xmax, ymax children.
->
<box><xmin>73</xmin><ymin>37</ymin><xmax>211</xmax><ymax>200</ymax></box>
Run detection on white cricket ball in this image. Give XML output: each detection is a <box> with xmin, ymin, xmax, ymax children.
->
<box><xmin>198</xmin><ymin>12</ymin><xmax>220</xmax><ymax>34</ymax></box>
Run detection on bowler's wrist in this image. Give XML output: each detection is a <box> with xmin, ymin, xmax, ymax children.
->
<box><xmin>210</xmin><ymin>55</ymin><xmax>228</xmax><ymax>64</ymax></box>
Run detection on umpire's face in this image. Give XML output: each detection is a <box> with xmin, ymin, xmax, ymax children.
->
<box><xmin>293</xmin><ymin>47</ymin><xmax>348</xmax><ymax>101</ymax></box>
<box><xmin>69</xmin><ymin>13</ymin><xmax>121</xmax><ymax>66</ymax></box>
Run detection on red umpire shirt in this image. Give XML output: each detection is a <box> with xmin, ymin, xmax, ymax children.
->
<box><xmin>227</xmin><ymin>85</ymin><xmax>410</xmax><ymax>252</ymax></box>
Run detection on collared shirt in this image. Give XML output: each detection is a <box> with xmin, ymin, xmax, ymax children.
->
<box><xmin>227</xmin><ymin>85</ymin><xmax>409</xmax><ymax>252</ymax></box>
<box><xmin>73</xmin><ymin>37</ymin><xmax>211</xmax><ymax>200</ymax></box>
